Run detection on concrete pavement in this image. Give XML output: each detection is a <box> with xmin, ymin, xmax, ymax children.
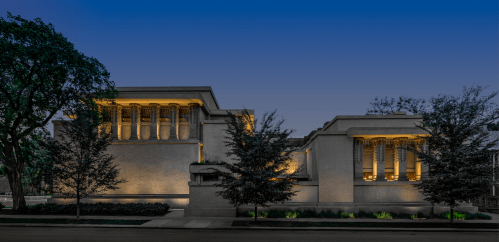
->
<box><xmin>0</xmin><ymin>209</ymin><xmax>498</xmax><ymax>231</ymax></box>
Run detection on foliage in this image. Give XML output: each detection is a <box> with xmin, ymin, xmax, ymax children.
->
<box><xmin>20</xmin><ymin>130</ymin><xmax>56</xmax><ymax>194</ymax></box>
<box><xmin>189</xmin><ymin>160</ymin><xmax>223</xmax><ymax>165</ymax></box>
<box><xmin>0</xmin><ymin>202</ymin><xmax>4</xmax><ymax>210</ymax></box>
<box><xmin>51</xmin><ymin>101</ymin><xmax>126</xmax><ymax>219</ymax></box>
<box><xmin>0</xmin><ymin>12</ymin><xmax>117</xmax><ymax>210</ymax></box>
<box><xmin>373</xmin><ymin>212</ymin><xmax>392</xmax><ymax>219</ymax></box>
<box><xmin>366</xmin><ymin>86</ymin><xmax>499</xmax><ymax>223</ymax></box>
<box><xmin>246</xmin><ymin>211</ymin><xmax>269</xmax><ymax>218</ymax></box>
<box><xmin>209</xmin><ymin>109</ymin><xmax>302</xmax><ymax>222</ymax></box>
<box><xmin>285</xmin><ymin>211</ymin><xmax>299</xmax><ymax>218</ymax></box>
<box><xmin>0</xmin><ymin>164</ymin><xmax>5</xmax><ymax>177</ymax></box>
<box><xmin>238</xmin><ymin>209</ymin><xmax>490</xmax><ymax>220</ymax></box>
<box><xmin>441</xmin><ymin>212</ymin><xmax>466</xmax><ymax>220</ymax></box>
<box><xmin>9</xmin><ymin>202</ymin><xmax>169</xmax><ymax>216</ymax></box>
<box><xmin>487</xmin><ymin>121</ymin><xmax>499</xmax><ymax>131</ymax></box>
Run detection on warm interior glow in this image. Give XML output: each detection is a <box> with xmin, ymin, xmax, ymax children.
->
<box><xmin>363</xmin><ymin>172</ymin><xmax>373</xmax><ymax>181</ymax></box>
<box><xmin>385</xmin><ymin>172</ymin><xmax>394</xmax><ymax>181</ymax></box>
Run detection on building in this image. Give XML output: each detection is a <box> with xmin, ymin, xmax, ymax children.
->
<box><xmin>1</xmin><ymin>86</ymin><xmax>482</xmax><ymax>215</ymax></box>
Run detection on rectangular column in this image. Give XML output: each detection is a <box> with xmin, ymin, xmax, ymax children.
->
<box><xmin>189</xmin><ymin>103</ymin><xmax>199</xmax><ymax>140</ymax></box>
<box><xmin>354</xmin><ymin>138</ymin><xmax>364</xmax><ymax>179</ymax></box>
<box><xmin>375</xmin><ymin>138</ymin><xmax>385</xmax><ymax>181</ymax></box>
<box><xmin>111</xmin><ymin>105</ymin><xmax>118</xmax><ymax>139</ymax></box>
<box><xmin>129</xmin><ymin>103</ymin><xmax>139</xmax><ymax>140</ymax></box>
<box><xmin>117</xmin><ymin>105</ymin><xmax>122</xmax><ymax>140</ymax></box>
<box><xmin>169</xmin><ymin>103</ymin><xmax>179</xmax><ymax>140</ymax></box>
<box><xmin>149</xmin><ymin>104</ymin><xmax>159</xmax><ymax>140</ymax></box>
<box><xmin>394</xmin><ymin>138</ymin><xmax>408</xmax><ymax>181</ymax></box>
<box><xmin>416</xmin><ymin>161</ymin><xmax>421</xmax><ymax>180</ymax></box>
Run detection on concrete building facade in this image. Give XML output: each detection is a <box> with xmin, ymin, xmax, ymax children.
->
<box><xmin>0</xmin><ymin>86</ymin><xmax>483</xmax><ymax>215</ymax></box>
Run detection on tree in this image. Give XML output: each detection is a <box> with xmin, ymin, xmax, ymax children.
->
<box><xmin>21</xmin><ymin>130</ymin><xmax>55</xmax><ymax>195</ymax></box>
<box><xmin>51</xmin><ymin>101</ymin><xmax>126</xmax><ymax>219</ymax></box>
<box><xmin>0</xmin><ymin>12</ymin><xmax>117</xmax><ymax>210</ymax></box>
<box><xmin>367</xmin><ymin>86</ymin><xmax>499</xmax><ymax>223</ymax></box>
<box><xmin>210</xmin><ymin>109</ymin><xmax>302</xmax><ymax>222</ymax></box>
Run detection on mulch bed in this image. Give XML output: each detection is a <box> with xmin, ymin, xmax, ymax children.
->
<box><xmin>232</xmin><ymin>221</ymin><xmax>499</xmax><ymax>229</ymax></box>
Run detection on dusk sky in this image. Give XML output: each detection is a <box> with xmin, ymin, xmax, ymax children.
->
<box><xmin>4</xmin><ymin>1</ymin><xmax>498</xmax><ymax>138</ymax></box>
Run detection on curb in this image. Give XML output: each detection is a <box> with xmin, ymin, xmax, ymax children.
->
<box><xmin>0</xmin><ymin>223</ymin><xmax>497</xmax><ymax>232</ymax></box>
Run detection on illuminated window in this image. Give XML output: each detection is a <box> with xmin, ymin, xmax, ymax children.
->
<box><xmin>159</xmin><ymin>108</ymin><xmax>170</xmax><ymax>122</ymax></box>
<box><xmin>102</xmin><ymin>107</ymin><xmax>111</xmax><ymax>123</ymax></box>
<box><xmin>363</xmin><ymin>172</ymin><xmax>373</xmax><ymax>181</ymax></box>
<box><xmin>179</xmin><ymin>107</ymin><xmax>190</xmax><ymax>122</ymax></box>
<box><xmin>385</xmin><ymin>172</ymin><xmax>395</xmax><ymax>181</ymax></box>
<box><xmin>121</xmin><ymin>108</ymin><xmax>131</xmax><ymax>122</ymax></box>
<box><xmin>141</xmin><ymin>107</ymin><xmax>151</xmax><ymax>122</ymax></box>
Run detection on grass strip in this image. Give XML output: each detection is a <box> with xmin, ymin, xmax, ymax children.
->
<box><xmin>0</xmin><ymin>218</ymin><xmax>150</xmax><ymax>225</ymax></box>
<box><xmin>232</xmin><ymin>221</ymin><xmax>499</xmax><ymax>229</ymax></box>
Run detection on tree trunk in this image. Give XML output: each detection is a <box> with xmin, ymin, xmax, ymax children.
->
<box><xmin>450</xmin><ymin>207</ymin><xmax>454</xmax><ymax>224</ymax></box>
<box><xmin>6</xmin><ymin>168</ymin><xmax>26</xmax><ymax>210</ymax></box>
<box><xmin>76</xmin><ymin>186</ymin><xmax>80</xmax><ymax>220</ymax></box>
<box><xmin>254</xmin><ymin>206</ymin><xmax>257</xmax><ymax>222</ymax></box>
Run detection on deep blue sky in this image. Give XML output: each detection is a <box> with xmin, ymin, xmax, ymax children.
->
<box><xmin>4</xmin><ymin>0</ymin><xmax>498</xmax><ymax>137</ymax></box>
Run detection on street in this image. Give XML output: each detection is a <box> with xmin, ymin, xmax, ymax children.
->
<box><xmin>0</xmin><ymin>227</ymin><xmax>497</xmax><ymax>242</ymax></box>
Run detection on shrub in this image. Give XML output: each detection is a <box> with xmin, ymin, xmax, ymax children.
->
<box><xmin>297</xmin><ymin>210</ymin><xmax>317</xmax><ymax>218</ymax></box>
<box><xmin>265</xmin><ymin>210</ymin><xmax>284</xmax><ymax>218</ymax></box>
<box><xmin>357</xmin><ymin>211</ymin><xmax>376</xmax><ymax>218</ymax></box>
<box><xmin>0</xmin><ymin>202</ymin><xmax>4</xmax><ymax>211</ymax></box>
<box><xmin>317</xmin><ymin>210</ymin><xmax>339</xmax><ymax>218</ymax></box>
<box><xmin>285</xmin><ymin>211</ymin><xmax>299</xmax><ymax>218</ymax></box>
<box><xmin>339</xmin><ymin>211</ymin><xmax>348</xmax><ymax>218</ymax></box>
<box><xmin>374</xmin><ymin>212</ymin><xmax>392</xmax><ymax>219</ymax></box>
<box><xmin>12</xmin><ymin>202</ymin><xmax>170</xmax><ymax>216</ymax></box>
<box><xmin>441</xmin><ymin>212</ymin><xmax>466</xmax><ymax>220</ymax></box>
<box><xmin>465</xmin><ymin>213</ymin><xmax>492</xmax><ymax>220</ymax></box>
<box><xmin>246</xmin><ymin>211</ymin><xmax>268</xmax><ymax>218</ymax></box>
<box><xmin>348</xmin><ymin>213</ymin><xmax>355</xmax><ymax>218</ymax></box>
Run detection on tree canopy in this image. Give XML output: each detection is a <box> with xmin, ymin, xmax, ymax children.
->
<box><xmin>211</xmin><ymin>109</ymin><xmax>302</xmax><ymax>222</ymax></box>
<box><xmin>0</xmin><ymin>12</ymin><xmax>117</xmax><ymax>209</ymax></box>
<box><xmin>51</xmin><ymin>101</ymin><xmax>126</xmax><ymax>219</ymax></box>
<box><xmin>367</xmin><ymin>86</ymin><xmax>499</xmax><ymax>223</ymax></box>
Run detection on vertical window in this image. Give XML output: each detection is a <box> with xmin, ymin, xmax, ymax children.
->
<box><xmin>121</xmin><ymin>108</ymin><xmax>131</xmax><ymax>122</ymax></box>
<box><xmin>179</xmin><ymin>107</ymin><xmax>190</xmax><ymax>122</ymax></box>
<box><xmin>160</xmin><ymin>107</ymin><xmax>170</xmax><ymax>122</ymax></box>
<box><xmin>384</xmin><ymin>141</ymin><xmax>395</xmax><ymax>181</ymax></box>
<box><xmin>363</xmin><ymin>140</ymin><xmax>374</xmax><ymax>181</ymax></box>
<box><xmin>141</xmin><ymin>107</ymin><xmax>151</xmax><ymax>122</ymax></box>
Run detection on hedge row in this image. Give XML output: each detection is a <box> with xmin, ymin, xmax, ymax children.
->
<box><xmin>239</xmin><ymin>210</ymin><xmax>492</xmax><ymax>220</ymax></box>
<box><xmin>13</xmin><ymin>202</ymin><xmax>170</xmax><ymax>216</ymax></box>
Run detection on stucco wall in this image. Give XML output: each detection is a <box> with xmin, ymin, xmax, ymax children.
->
<box><xmin>202</xmin><ymin>121</ymin><xmax>236</xmax><ymax>163</ymax></box>
<box><xmin>315</xmin><ymin>135</ymin><xmax>354</xmax><ymax>203</ymax></box>
<box><xmin>289</xmin><ymin>184</ymin><xmax>318</xmax><ymax>203</ymax></box>
<box><xmin>354</xmin><ymin>183</ymin><xmax>426</xmax><ymax>203</ymax></box>
<box><xmin>105</xmin><ymin>143</ymin><xmax>200</xmax><ymax>195</ymax></box>
<box><xmin>286</xmin><ymin>152</ymin><xmax>307</xmax><ymax>177</ymax></box>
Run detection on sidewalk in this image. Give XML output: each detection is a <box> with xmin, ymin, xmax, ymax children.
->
<box><xmin>0</xmin><ymin>209</ymin><xmax>498</xmax><ymax>231</ymax></box>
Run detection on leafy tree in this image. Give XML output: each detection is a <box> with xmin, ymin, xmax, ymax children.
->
<box><xmin>0</xmin><ymin>12</ymin><xmax>117</xmax><ymax>210</ymax></box>
<box><xmin>367</xmin><ymin>86</ymin><xmax>499</xmax><ymax>223</ymax></box>
<box><xmin>51</xmin><ymin>101</ymin><xmax>126</xmax><ymax>219</ymax></box>
<box><xmin>21</xmin><ymin>130</ymin><xmax>58</xmax><ymax>195</ymax></box>
<box><xmin>210</xmin><ymin>109</ymin><xmax>302</xmax><ymax>222</ymax></box>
